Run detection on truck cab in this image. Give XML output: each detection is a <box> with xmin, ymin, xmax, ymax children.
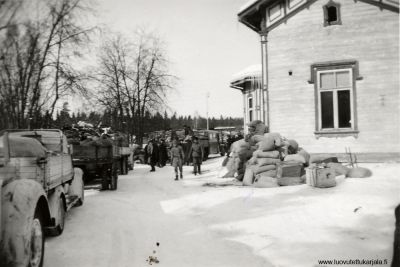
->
<box><xmin>0</xmin><ymin>130</ymin><xmax>84</xmax><ymax>267</ymax></box>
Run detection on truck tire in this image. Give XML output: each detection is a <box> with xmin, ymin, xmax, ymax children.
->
<box><xmin>125</xmin><ymin>158</ymin><xmax>130</xmax><ymax>173</ymax></box>
<box><xmin>101</xmin><ymin>168</ymin><xmax>109</xmax><ymax>190</ymax></box>
<box><xmin>29</xmin><ymin>209</ymin><xmax>45</xmax><ymax>267</ymax></box>
<box><xmin>110</xmin><ymin>169</ymin><xmax>118</xmax><ymax>190</ymax></box>
<box><xmin>220</xmin><ymin>146</ymin><xmax>226</xmax><ymax>156</ymax></box>
<box><xmin>203</xmin><ymin>147</ymin><xmax>209</xmax><ymax>161</ymax></box>
<box><xmin>121</xmin><ymin>158</ymin><xmax>127</xmax><ymax>175</ymax></box>
<box><xmin>54</xmin><ymin>197</ymin><xmax>65</xmax><ymax>236</ymax></box>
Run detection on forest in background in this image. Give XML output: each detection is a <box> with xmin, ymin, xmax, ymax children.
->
<box><xmin>54</xmin><ymin>107</ymin><xmax>243</xmax><ymax>134</ymax></box>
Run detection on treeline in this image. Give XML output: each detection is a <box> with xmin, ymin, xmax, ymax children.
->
<box><xmin>52</xmin><ymin>109</ymin><xmax>243</xmax><ymax>134</ymax></box>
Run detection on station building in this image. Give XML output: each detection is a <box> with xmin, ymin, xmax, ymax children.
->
<box><xmin>232</xmin><ymin>0</ymin><xmax>399</xmax><ymax>161</ymax></box>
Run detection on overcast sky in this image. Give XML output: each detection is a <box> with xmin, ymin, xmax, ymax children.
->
<box><xmin>92</xmin><ymin>0</ymin><xmax>260</xmax><ymax>118</ymax></box>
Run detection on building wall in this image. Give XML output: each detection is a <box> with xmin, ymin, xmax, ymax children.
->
<box><xmin>265</xmin><ymin>0</ymin><xmax>399</xmax><ymax>155</ymax></box>
<box><xmin>242</xmin><ymin>79</ymin><xmax>263</xmax><ymax>134</ymax></box>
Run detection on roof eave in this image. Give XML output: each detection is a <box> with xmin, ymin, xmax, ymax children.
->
<box><xmin>238</xmin><ymin>17</ymin><xmax>260</xmax><ymax>32</ymax></box>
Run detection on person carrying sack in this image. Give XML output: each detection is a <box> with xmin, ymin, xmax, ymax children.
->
<box><xmin>189</xmin><ymin>137</ymin><xmax>204</xmax><ymax>175</ymax></box>
<box><xmin>170</xmin><ymin>139</ymin><xmax>184</xmax><ymax>180</ymax></box>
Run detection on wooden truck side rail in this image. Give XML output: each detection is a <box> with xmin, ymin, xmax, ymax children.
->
<box><xmin>0</xmin><ymin>129</ymin><xmax>84</xmax><ymax>266</ymax></box>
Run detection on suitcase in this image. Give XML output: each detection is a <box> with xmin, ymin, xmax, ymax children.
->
<box><xmin>306</xmin><ymin>166</ymin><xmax>336</xmax><ymax>188</ymax></box>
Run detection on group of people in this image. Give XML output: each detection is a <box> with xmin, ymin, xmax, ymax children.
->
<box><xmin>144</xmin><ymin>139</ymin><xmax>169</xmax><ymax>172</ymax></box>
<box><xmin>144</xmin><ymin>137</ymin><xmax>204</xmax><ymax>180</ymax></box>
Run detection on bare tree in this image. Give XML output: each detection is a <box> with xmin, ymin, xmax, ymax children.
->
<box><xmin>0</xmin><ymin>0</ymin><xmax>93</xmax><ymax>129</ymax></box>
<box><xmin>96</xmin><ymin>29</ymin><xmax>176</xmax><ymax>141</ymax></box>
<box><xmin>0</xmin><ymin>0</ymin><xmax>23</xmax><ymax>32</ymax></box>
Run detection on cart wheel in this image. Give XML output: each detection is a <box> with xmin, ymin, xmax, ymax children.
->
<box><xmin>101</xmin><ymin>169</ymin><xmax>109</xmax><ymax>190</ymax></box>
<box><xmin>110</xmin><ymin>170</ymin><xmax>118</xmax><ymax>190</ymax></box>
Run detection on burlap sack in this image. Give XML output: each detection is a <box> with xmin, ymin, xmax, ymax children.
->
<box><xmin>254</xmin><ymin>175</ymin><xmax>278</xmax><ymax>188</ymax></box>
<box><xmin>250</xmin><ymin>135</ymin><xmax>265</xmax><ymax>144</ymax></box>
<box><xmin>230</xmin><ymin>139</ymin><xmax>250</xmax><ymax>153</ymax></box>
<box><xmin>346</xmin><ymin>167</ymin><xmax>372</xmax><ymax>178</ymax></box>
<box><xmin>284</xmin><ymin>154</ymin><xmax>306</xmax><ymax>164</ymax></box>
<box><xmin>238</xmin><ymin>149</ymin><xmax>253</xmax><ymax>161</ymax></box>
<box><xmin>327</xmin><ymin>162</ymin><xmax>350</xmax><ymax>176</ymax></box>
<box><xmin>243</xmin><ymin>168</ymin><xmax>255</xmax><ymax>186</ymax></box>
<box><xmin>256</xmin><ymin>138</ymin><xmax>275</xmax><ymax>152</ymax></box>
<box><xmin>297</xmin><ymin>148</ymin><xmax>310</xmax><ymax>165</ymax></box>
<box><xmin>254</xmin><ymin>150</ymin><xmax>280</xmax><ymax>159</ymax></box>
<box><xmin>264</xmin><ymin>132</ymin><xmax>283</xmax><ymax>147</ymax></box>
<box><xmin>222</xmin><ymin>157</ymin><xmax>236</xmax><ymax>178</ymax></box>
<box><xmin>287</xmin><ymin>139</ymin><xmax>299</xmax><ymax>154</ymax></box>
<box><xmin>257</xmin><ymin>158</ymin><xmax>281</xmax><ymax>166</ymax></box>
<box><xmin>248</xmin><ymin>156</ymin><xmax>257</xmax><ymax>165</ymax></box>
<box><xmin>252</xmin><ymin>164</ymin><xmax>276</xmax><ymax>174</ymax></box>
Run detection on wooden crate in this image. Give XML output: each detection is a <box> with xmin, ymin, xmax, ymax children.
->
<box><xmin>276</xmin><ymin>162</ymin><xmax>304</xmax><ymax>186</ymax></box>
<box><xmin>306</xmin><ymin>166</ymin><xmax>336</xmax><ymax>188</ymax></box>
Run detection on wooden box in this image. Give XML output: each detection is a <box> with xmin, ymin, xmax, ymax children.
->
<box><xmin>306</xmin><ymin>166</ymin><xmax>336</xmax><ymax>188</ymax></box>
<box><xmin>276</xmin><ymin>162</ymin><xmax>304</xmax><ymax>186</ymax></box>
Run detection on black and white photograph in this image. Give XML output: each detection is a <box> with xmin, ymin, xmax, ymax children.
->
<box><xmin>0</xmin><ymin>0</ymin><xmax>399</xmax><ymax>266</ymax></box>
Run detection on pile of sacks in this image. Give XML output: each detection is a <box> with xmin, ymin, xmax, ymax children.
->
<box><xmin>243</xmin><ymin>133</ymin><xmax>281</xmax><ymax>187</ymax></box>
<box><xmin>222</xmin><ymin>120</ymin><xmax>312</xmax><ymax>187</ymax></box>
<box><xmin>243</xmin><ymin>134</ymin><xmax>311</xmax><ymax>187</ymax></box>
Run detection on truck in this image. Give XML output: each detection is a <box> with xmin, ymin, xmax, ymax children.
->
<box><xmin>193</xmin><ymin>130</ymin><xmax>226</xmax><ymax>159</ymax></box>
<box><xmin>0</xmin><ymin>129</ymin><xmax>84</xmax><ymax>267</ymax></box>
<box><xmin>71</xmin><ymin>143</ymin><xmax>131</xmax><ymax>190</ymax></box>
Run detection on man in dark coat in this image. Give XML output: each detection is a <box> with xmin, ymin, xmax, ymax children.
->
<box><xmin>158</xmin><ymin>139</ymin><xmax>168</xmax><ymax>167</ymax></box>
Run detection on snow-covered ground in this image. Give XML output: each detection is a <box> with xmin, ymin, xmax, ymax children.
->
<box><xmin>44</xmin><ymin>156</ymin><xmax>399</xmax><ymax>267</ymax></box>
<box><xmin>161</xmin><ymin>158</ymin><xmax>399</xmax><ymax>267</ymax></box>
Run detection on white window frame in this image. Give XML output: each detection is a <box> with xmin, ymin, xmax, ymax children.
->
<box><xmin>316</xmin><ymin>68</ymin><xmax>354</xmax><ymax>131</ymax></box>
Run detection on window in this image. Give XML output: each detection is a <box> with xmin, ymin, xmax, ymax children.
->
<box><xmin>317</xmin><ymin>69</ymin><xmax>354</xmax><ymax>131</ymax></box>
<box><xmin>323</xmin><ymin>1</ymin><xmax>341</xmax><ymax>26</ymax></box>
<box><xmin>248</xmin><ymin>96</ymin><xmax>253</xmax><ymax>122</ymax></box>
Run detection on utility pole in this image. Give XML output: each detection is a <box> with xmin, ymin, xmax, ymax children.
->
<box><xmin>206</xmin><ymin>92</ymin><xmax>210</xmax><ymax>130</ymax></box>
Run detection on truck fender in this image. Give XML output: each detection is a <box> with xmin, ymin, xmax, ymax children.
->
<box><xmin>47</xmin><ymin>185</ymin><xmax>66</xmax><ymax>228</ymax></box>
<box><xmin>0</xmin><ymin>179</ymin><xmax>51</xmax><ymax>267</ymax></box>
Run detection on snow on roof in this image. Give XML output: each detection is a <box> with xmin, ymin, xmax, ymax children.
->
<box><xmin>238</xmin><ymin>0</ymin><xmax>260</xmax><ymax>14</ymax></box>
<box><xmin>231</xmin><ymin>64</ymin><xmax>262</xmax><ymax>84</ymax></box>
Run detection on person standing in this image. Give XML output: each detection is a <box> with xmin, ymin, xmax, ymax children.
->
<box><xmin>158</xmin><ymin>139</ymin><xmax>168</xmax><ymax>167</ymax></box>
<box><xmin>170</xmin><ymin>139</ymin><xmax>184</xmax><ymax>180</ymax></box>
<box><xmin>188</xmin><ymin>137</ymin><xmax>204</xmax><ymax>175</ymax></box>
<box><xmin>147</xmin><ymin>139</ymin><xmax>159</xmax><ymax>172</ymax></box>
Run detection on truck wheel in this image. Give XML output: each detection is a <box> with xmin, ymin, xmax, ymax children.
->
<box><xmin>54</xmin><ymin>198</ymin><xmax>65</xmax><ymax>236</ymax></box>
<box><xmin>125</xmin><ymin>158</ymin><xmax>130</xmax><ymax>173</ymax></box>
<box><xmin>110</xmin><ymin>170</ymin><xmax>118</xmax><ymax>190</ymax></box>
<box><xmin>29</xmin><ymin>209</ymin><xmax>44</xmax><ymax>267</ymax></box>
<box><xmin>121</xmin><ymin>158</ymin><xmax>127</xmax><ymax>175</ymax></box>
<box><xmin>220</xmin><ymin>146</ymin><xmax>226</xmax><ymax>156</ymax></box>
<box><xmin>101</xmin><ymin>169</ymin><xmax>109</xmax><ymax>190</ymax></box>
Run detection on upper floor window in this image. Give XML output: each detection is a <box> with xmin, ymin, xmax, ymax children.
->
<box><xmin>323</xmin><ymin>1</ymin><xmax>341</xmax><ymax>26</ymax></box>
